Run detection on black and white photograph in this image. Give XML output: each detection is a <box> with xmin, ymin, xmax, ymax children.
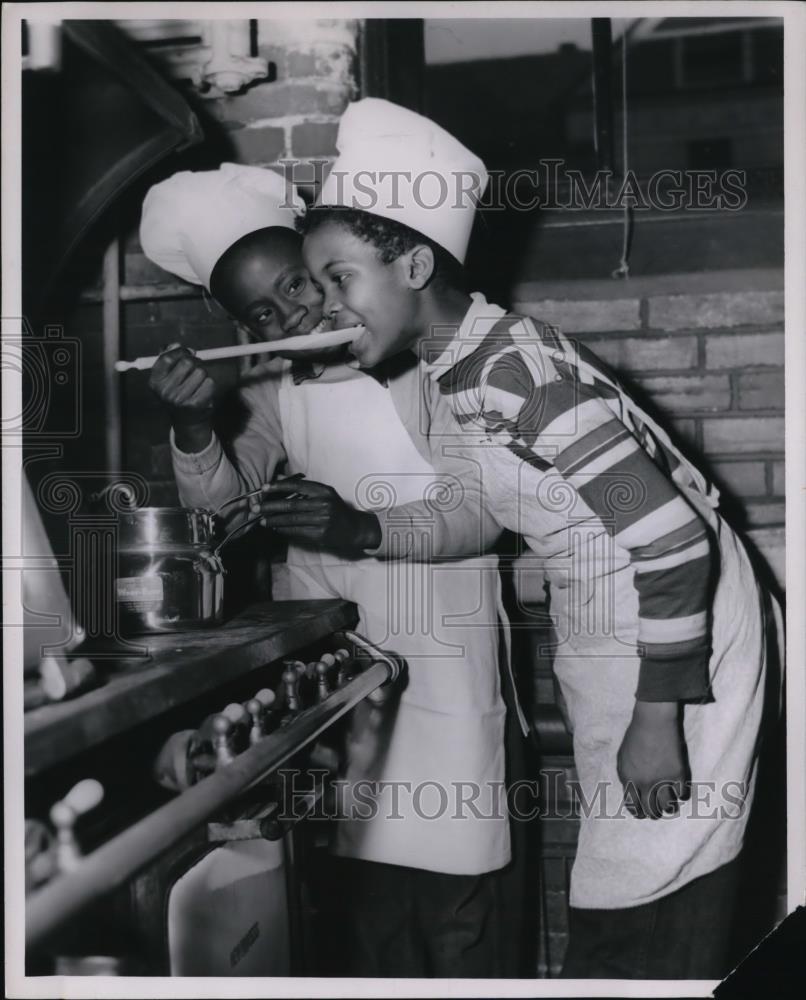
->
<box><xmin>3</xmin><ymin>3</ymin><xmax>804</xmax><ymax>996</ymax></box>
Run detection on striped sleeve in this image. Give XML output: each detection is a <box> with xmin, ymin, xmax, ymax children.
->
<box><xmin>482</xmin><ymin>342</ymin><xmax>714</xmax><ymax>702</ymax></box>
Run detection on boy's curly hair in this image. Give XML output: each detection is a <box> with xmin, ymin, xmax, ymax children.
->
<box><xmin>297</xmin><ymin>207</ymin><xmax>467</xmax><ymax>292</ymax></box>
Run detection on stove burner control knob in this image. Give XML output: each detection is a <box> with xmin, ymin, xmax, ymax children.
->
<box><xmin>223</xmin><ymin>702</ymin><xmax>247</xmax><ymax>725</ymax></box>
<box><xmin>246</xmin><ymin>698</ymin><xmax>264</xmax><ymax>745</ymax></box>
<box><xmin>254</xmin><ymin>688</ymin><xmax>276</xmax><ymax>708</ymax></box>
<box><xmin>49</xmin><ymin>779</ymin><xmax>105</xmax><ymax>873</ymax></box>
<box><xmin>286</xmin><ymin>659</ymin><xmax>308</xmax><ymax>679</ymax></box>
<box><xmin>315</xmin><ymin>661</ymin><xmax>331</xmax><ymax>702</ymax></box>
<box><xmin>334</xmin><ymin>648</ymin><xmax>351</xmax><ymax>688</ymax></box>
<box><xmin>212</xmin><ymin>714</ymin><xmax>235</xmax><ymax>767</ymax></box>
<box><xmin>282</xmin><ymin>664</ymin><xmax>300</xmax><ymax>712</ymax></box>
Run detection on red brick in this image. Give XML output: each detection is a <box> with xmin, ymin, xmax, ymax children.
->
<box><xmin>542</xmin><ymin>817</ymin><xmax>580</xmax><ymax>846</ymax></box>
<box><xmin>225</xmin><ymin>81</ymin><xmax>349</xmax><ymax>123</ymax></box>
<box><xmin>124</xmin><ymin>251</ymin><xmax>170</xmax><ymax>285</ymax></box>
<box><xmin>711</xmin><ymin>460</ymin><xmax>768</xmax><ymax>497</ymax></box>
<box><xmin>291</xmin><ymin>121</ymin><xmax>339</xmax><ymax>158</ymax></box>
<box><xmin>667</xmin><ymin>418</ymin><xmax>698</xmax><ymax>449</ymax></box>
<box><xmin>705</xmin><ymin>331</ymin><xmax>785</xmax><ymax>369</ymax></box>
<box><xmin>744</xmin><ymin>501</ymin><xmax>785</xmax><ymax>527</ymax></box>
<box><xmin>545</xmin><ymin>889</ymin><xmax>570</xmax><ymax>927</ymax></box>
<box><xmin>145</xmin><ymin>480</ymin><xmax>181</xmax><ymax>507</ymax></box>
<box><xmin>122</xmin><ymin>322</ymin><xmax>235</xmax><ymax>358</ymax></box>
<box><xmin>291</xmin><ymin>47</ymin><xmax>354</xmax><ymax>82</ymax></box>
<box><xmin>635</xmin><ymin>374</ymin><xmax>731</xmax><ymax>413</ymax></box>
<box><xmin>746</xmin><ymin>526</ymin><xmax>785</xmax><ymax>591</ymax></box>
<box><xmin>261</xmin><ymin>44</ymin><xmax>356</xmax><ymax>83</ymax></box>
<box><xmin>229</xmin><ymin>125</ymin><xmax>286</xmax><ymax>165</ymax></box>
<box><xmin>736</xmin><ymin>371</ymin><xmax>786</xmax><ymax>410</ymax></box>
<box><xmin>150</xmin><ymin>442</ymin><xmax>174</xmax><ymax>478</ymax></box>
<box><xmin>260</xmin><ymin>44</ymin><xmax>315</xmax><ymax>78</ymax></box>
<box><xmin>515</xmin><ymin>297</ymin><xmax>640</xmax><ymax>333</ymax></box>
<box><xmin>255</xmin><ymin>19</ymin><xmax>358</xmax><ymax>54</ymax></box>
<box><xmin>702</xmin><ymin>416</ymin><xmax>785</xmax><ymax>454</ymax></box>
<box><xmin>536</xmin><ymin>680</ymin><xmax>561</xmax><ymax>710</ymax></box>
<box><xmin>584</xmin><ymin>336</ymin><xmax>698</xmax><ymax>372</ymax></box>
<box><xmin>649</xmin><ymin>290</ymin><xmax>784</xmax><ymax>330</ymax></box>
<box><xmin>134</xmin><ymin>298</ymin><xmax>227</xmax><ymax>326</ymax></box>
<box><xmin>541</xmin><ymin>857</ymin><xmax>571</xmax><ymax>891</ymax></box>
<box><xmin>772</xmin><ymin>460</ymin><xmax>785</xmax><ymax>496</ymax></box>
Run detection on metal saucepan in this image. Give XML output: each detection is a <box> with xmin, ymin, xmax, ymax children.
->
<box><xmin>115</xmin><ymin>491</ymin><xmax>264</xmax><ymax>634</ymax></box>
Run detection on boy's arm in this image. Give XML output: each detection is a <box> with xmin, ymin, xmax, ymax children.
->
<box><xmin>481</xmin><ymin>335</ymin><xmax>712</xmax><ymax>818</ymax></box>
<box><xmin>367</xmin><ymin>452</ymin><xmax>501</xmax><ymax>559</ymax></box>
<box><xmin>252</xmin><ymin>366</ymin><xmax>502</xmax><ymax>559</ymax></box>
<box><xmin>481</xmin><ymin>341</ymin><xmax>715</xmax><ymax>703</ymax></box>
<box><xmin>172</xmin><ymin>376</ymin><xmax>287</xmax><ymax>527</ymax></box>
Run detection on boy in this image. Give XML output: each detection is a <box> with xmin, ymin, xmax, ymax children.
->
<box><xmin>268</xmin><ymin>99</ymin><xmax>777</xmax><ymax>979</ymax></box>
<box><xmin>139</xmin><ymin>163</ymin><xmax>529</xmax><ymax>978</ymax></box>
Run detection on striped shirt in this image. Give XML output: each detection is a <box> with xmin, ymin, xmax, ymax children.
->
<box><xmin>376</xmin><ymin>293</ymin><xmax>719</xmax><ymax>702</ymax></box>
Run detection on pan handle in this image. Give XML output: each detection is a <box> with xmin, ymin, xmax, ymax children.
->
<box><xmin>211</xmin><ymin>474</ymin><xmax>306</xmax><ymax>520</ymax></box>
<box><xmin>212</xmin><ymin>515</ymin><xmax>265</xmax><ymax>557</ymax></box>
<box><xmin>210</xmin><ymin>488</ymin><xmax>264</xmax><ymax>520</ymax></box>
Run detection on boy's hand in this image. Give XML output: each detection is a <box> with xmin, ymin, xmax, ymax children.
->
<box><xmin>149</xmin><ymin>344</ymin><xmax>217</xmax><ymax>453</ymax></box>
<box><xmin>616</xmin><ymin>701</ymin><xmax>690</xmax><ymax>820</ymax></box>
<box><xmin>250</xmin><ymin>479</ymin><xmax>382</xmax><ymax>555</ymax></box>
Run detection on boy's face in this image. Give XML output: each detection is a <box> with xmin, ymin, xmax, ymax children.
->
<box><xmin>212</xmin><ymin>228</ymin><xmax>342</xmax><ymax>361</ymax></box>
<box><xmin>302</xmin><ymin>221</ymin><xmax>419</xmax><ymax>368</ymax></box>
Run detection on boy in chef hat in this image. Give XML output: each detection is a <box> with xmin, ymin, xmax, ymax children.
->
<box><xmin>293</xmin><ymin>98</ymin><xmax>779</xmax><ymax>979</ymax></box>
<box><xmin>140</xmin><ymin>163</ymin><xmax>530</xmax><ymax>978</ymax></box>
<box><xmin>139</xmin><ymin>163</ymin><xmax>348</xmax><ymax>455</ymax></box>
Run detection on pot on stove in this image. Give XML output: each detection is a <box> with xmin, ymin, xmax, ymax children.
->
<box><xmin>115</xmin><ymin>493</ymin><xmax>262</xmax><ymax>634</ymax></box>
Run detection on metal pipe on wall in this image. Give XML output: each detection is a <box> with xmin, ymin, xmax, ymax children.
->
<box><xmin>591</xmin><ymin>18</ymin><xmax>615</xmax><ymax>174</ymax></box>
<box><xmin>102</xmin><ymin>239</ymin><xmax>122</xmax><ymax>476</ymax></box>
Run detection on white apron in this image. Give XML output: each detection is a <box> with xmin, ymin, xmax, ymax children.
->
<box><xmin>277</xmin><ymin>362</ymin><xmax>510</xmax><ymax>876</ymax></box>
<box><xmin>546</xmin><ymin>397</ymin><xmax>778</xmax><ymax>909</ymax></box>
<box><xmin>461</xmin><ymin>330</ymin><xmax>780</xmax><ymax>908</ymax></box>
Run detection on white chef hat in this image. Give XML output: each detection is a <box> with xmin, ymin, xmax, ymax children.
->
<box><xmin>317</xmin><ymin>99</ymin><xmax>488</xmax><ymax>263</ymax></box>
<box><xmin>139</xmin><ymin>163</ymin><xmax>305</xmax><ymax>290</ymax></box>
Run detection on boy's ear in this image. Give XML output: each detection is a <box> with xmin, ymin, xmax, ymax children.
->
<box><xmin>401</xmin><ymin>244</ymin><xmax>436</xmax><ymax>290</ymax></box>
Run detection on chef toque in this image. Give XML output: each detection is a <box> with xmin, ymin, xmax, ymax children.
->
<box><xmin>317</xmin><ymin>99</ymin><xmax>488</xmax><ymax>263</ymax></box>
<box><xmin>140</xmin><ymin>163</ymin><xmax>305</xmax><ymax>290</ymax></box>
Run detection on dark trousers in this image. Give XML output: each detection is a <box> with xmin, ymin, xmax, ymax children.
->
<box><xmin>561</xmin><ymin>858</ymin><xmax>741</xmax><ymax>979</ymax></box>
<box><xmin>331</xmin><ymin>857</ymin><xmax>503</xmax><ymax>978</ymax></box>
<box><xmin>326</xmin><ymin>626</ymin><xmax>535</xmax><ymax>978</ymax></box>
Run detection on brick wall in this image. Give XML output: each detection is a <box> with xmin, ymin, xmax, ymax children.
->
<box><xmin>511</xmin><ymin>267</ymin><xmax>786</xmax><ymax>595</ymax></box>
<box><xmin>205</xmin><ymin>18</ymin><xmax>358</xmax><ymax>181</ymax></box>
<box><xmin>115</xmin><ymin>18</ymin><xmax>360</xmax><ymax>502</ymax></box>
